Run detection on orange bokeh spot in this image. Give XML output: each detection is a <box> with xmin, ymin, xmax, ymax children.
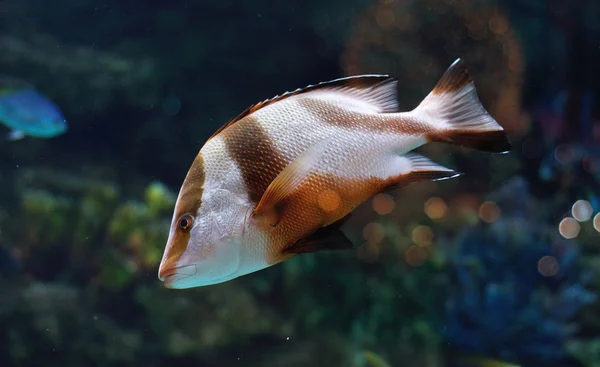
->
<box><xmin>538</xmin><ymin>256</ymin><xmax>559</xmax><ymax>277</ymax></box>
<box><xmin>558</xmin><ymin>217</ymin><xmax>580</xmax><ymax>239</ymax></box>
<box><xmin>412</xmin><ymin>225</ymin><xmax>433</xmax><ymax>246</ymax></box>
<box><xmin>405</xmin><ymin>246</ymin><xmax>428</xmax><ymax>267</ymax></box>
<box><xmin>318</xmin><ymin>189</ymin><xmax>341</xmax><ymax>212</ymax></box>
<box><xmin>479</xmin><ymin>201</ymin><xmax>501</xmax><ymax>223</ymax></box>
<box><xmin>372</xmin><ymin>193</ymin><xmax>395</xmax><ymax>215</ymax></box>
<box><xmin>363</xmin><ymin>222</ymin><xmax>386</xmax><ymax>244</ymax></box>
<box><xmin>424</xmin><ymin>197</ymin><xmax>447</xmax><ymax>220</ymax></box>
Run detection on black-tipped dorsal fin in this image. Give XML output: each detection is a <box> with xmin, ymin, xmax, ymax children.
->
<box><xmin>207</xmin><ymin>75</ymin><xmax>398</xmax><ymax>140</ymax></box>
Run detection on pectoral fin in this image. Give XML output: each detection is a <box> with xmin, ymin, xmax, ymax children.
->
<box><xmin>252</xmin><ymin>140</ymin><xmax>330</xmax><ymax>228</ymax></box>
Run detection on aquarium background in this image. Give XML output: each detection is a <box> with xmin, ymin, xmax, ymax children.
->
<box><xmin>0</xmin><ymin>0</ymin><xmax>599</xmax><ymax>366</ymax></box>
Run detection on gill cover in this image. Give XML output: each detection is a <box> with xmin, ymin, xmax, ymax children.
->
<box><xmin>159</xmin><ymin>150</ymin><xmax>250</xmax><ymax>288</ymax></box>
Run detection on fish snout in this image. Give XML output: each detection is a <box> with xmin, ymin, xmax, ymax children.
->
<box><xmin>158</xmin><ymin>264</ymin><xmax>197</xmax><ymax>288</ymax></box>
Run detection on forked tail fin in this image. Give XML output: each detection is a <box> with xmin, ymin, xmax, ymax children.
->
<box><xmin>413</xmin><ymin>58</ymin><xmax>511</xmax><ymax>153</ymax></box>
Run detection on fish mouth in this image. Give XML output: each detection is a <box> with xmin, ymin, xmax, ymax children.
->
<box><xmin>159</xmin><ymin>264</ymin><xmax>197</xmax><ymax>289</ymax></box>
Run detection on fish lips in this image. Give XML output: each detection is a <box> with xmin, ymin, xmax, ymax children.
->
<box><xmin>159</xmin><ymin>264</ymin><xmax>197</xmax><ymax>289</ymax></box>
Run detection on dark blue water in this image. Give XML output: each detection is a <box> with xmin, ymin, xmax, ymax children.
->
<box><xmin>0</xmin><ymin>1</ymin><xmax>599</xmax><ymax>366</ymax></box>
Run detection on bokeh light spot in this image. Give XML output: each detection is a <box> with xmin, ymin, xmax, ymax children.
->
<box><xmin>405</xmin><ymin>246</ymin><xmax>428</xmax><ymax>267</ymax></box>
<box><xmin>479</xmin><ymin>201</ymin><xmax>501</xmax><ymax>223</ymax></box>
<box><xmin>554</xmin><ymin>144</ymin><xmax>576</xmax><ymax>165</ymax></box>
<box><xmin>363</xmin><ymin>222</ymin><xmax>385</xmax><ymax>244</ymax></box>
<box><xmin>489</xmin><ymin>13</ymin><xmax>509</xmax><ymax>35</ymax></box>
<box><xmin>424</xmin><ymin>197</ymin><xmax>447</xmax><ymax>220</ymax></box>
<box><xmin>357</xmin><ymin>241</ymin><xmax>380</xmax><ymax>263</ymax></box>
<box><xmin>372</xmin><ymin>193</ymin><xmax>395</xmax><ymax>215</ymax></box>
<box><xmin>412</xmin><ymin>225</ymin><xmax>433</xmax><ymax>246</ymax></box>
<box><xmin>558</xmin><ymin>217</ymin><xmax>580</xmax><ymax>239</ymax></box>
<box><xmin>318</xmin><ymin>189</ymin><xmax>341</xmax><ymax>212</ymax></box>
<box><xmin>572</xmin><ymin>200</ymin><xmax>593</xmax><ymax>222</ymax></box>
<box><xmin>593</xmin><ymin>213</ymin><xmax>600</xmax><ymax>232</ymax></box>
<box><xmin>538</xmin><ymin>256</ymin><xmax>560</xmax><ymax>277</ymax></box>
<box><xmin>161</xmin><ymin>93</ymin><xmax>182</xmax><ymax>116</ymax></box>
<box><xmin>583</xmin><ymin>155</ymin><xmax>599</xmax><ymax>174</ymax></box>
<box><xmin>375</xmin><ymin>8</ymin><xmax>395</xmax><ymax>28</ymax></box>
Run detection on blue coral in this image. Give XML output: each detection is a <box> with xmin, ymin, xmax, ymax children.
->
<box><xmin>440</xmin><ymin>178</ymin><xmax>596</xmax><ymax>365</ymax></box>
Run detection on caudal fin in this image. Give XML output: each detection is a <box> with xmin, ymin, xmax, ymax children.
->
<box><xmin>413</xmin><ymin>58</ymin><xmax>511</xmax><ymax>153</ymax></box>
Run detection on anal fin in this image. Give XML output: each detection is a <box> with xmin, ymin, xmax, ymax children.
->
<box><xmin>283</xmin><ymin>214</ymin><xmax>354</xmax><ymax>254</ymax></box>
<box><xmin>283</xmin><ymin>225</ymin><xmax>354</xmax><ymax>254</ymax></box>
<box><xmin>384</xmin><ymin>153</ymin><xmax>460</xmax><ymax>191</ymax></box>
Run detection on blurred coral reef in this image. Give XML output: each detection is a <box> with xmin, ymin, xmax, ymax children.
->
<box><xmin>440</xmin><ymin>177</ymin><xmax>596</xmax><ymax>367</ymax></box>
<box><xmin>0</xmin><ymin>0</ymin><xmax>599</xmax><ymax>366</ymax></box>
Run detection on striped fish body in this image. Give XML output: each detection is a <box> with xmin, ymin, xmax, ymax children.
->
<box><xmin>158</xmin><ymin>59</ymin><xmax>511</xmax><ymax>289</ymax></box>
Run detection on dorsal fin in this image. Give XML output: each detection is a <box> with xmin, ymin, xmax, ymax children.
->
<box><xmin>207</xmin><ymin>74</ymin><xmax>398</xmax><ymax>141</ymax></box>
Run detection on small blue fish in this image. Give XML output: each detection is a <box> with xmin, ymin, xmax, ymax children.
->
<box><xmin>0</xmin><ymin>78</ymin><xmax>67</xmax><ymax>140</ymax></box>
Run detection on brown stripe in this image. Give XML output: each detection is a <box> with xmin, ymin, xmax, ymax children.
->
<box><xmin>177</xmin><ymin>152</ymin><xmax>206</xmax><ymax>217</ymax></box>
<box><xmin>161</xmin><ymin>152</ymin><xmax>206</xmax><ymax>272</ymax></box>
<box><xmin>428</xmin><ymin>129</ymin><xmax>511</xmax><ymax>153</ymax></box>
<box><xmin>223</xmin><ymin>116</ymin><xmax>288</xmax><ymax>203</ymax></box>
<box><xmin>295</xmin><ymin>97</ymin><xmax>431</xmax><ymax>135</ymax></box>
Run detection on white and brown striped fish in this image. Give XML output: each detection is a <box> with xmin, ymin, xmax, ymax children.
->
<box><xmin>158</xmin><ymin>58</ymin><xmax>511</xmax><ymax>289</ymax></box>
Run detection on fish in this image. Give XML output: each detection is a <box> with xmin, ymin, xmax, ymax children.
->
<box><xmin>158</xmin><ymin>58</ymin><xmax>511</xmax><ymax>289</ymax></box>
<box><xmin>0</xmin><ymin>77</ymin><xmax>67</xmax><ymax>140</ymax></box>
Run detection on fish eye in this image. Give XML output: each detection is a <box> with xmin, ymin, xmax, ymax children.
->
<box><xmin>177</xmin><ymin>213</ymin><xmax>194</xmax><ymax>232</ymax></box>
